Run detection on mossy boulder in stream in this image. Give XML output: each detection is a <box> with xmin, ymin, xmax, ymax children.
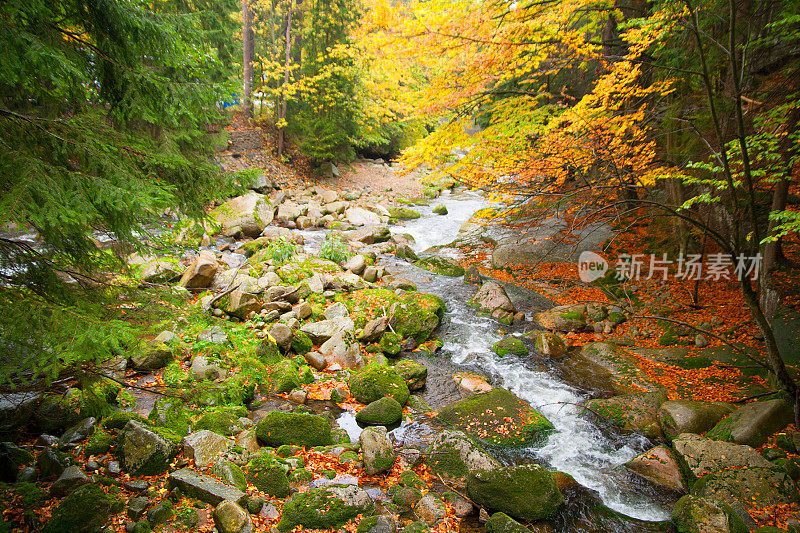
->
<box><xmin>342</xmin><ymin>289</ymin><xmax>445</xmax><ymax>345</ymax></box>
<box><xmin>672</xmin><ymin>495</ymin><xmax>748</xmax><ymax>533</ymax></box>
<box><xmin>485</xmin><ymin>512</ymin><xmax>531</xmax><ymax>533</ymax></box>
<box><xmin>277</xmin><ymin>484</ymin><xmax>374</xmax><ymax>531</ymax></box>
<box><xmin>427</xmin><ymin>430</ymin><xmax>499</xmax><ymax>488</ymax></box>
<box><xmin>467</xmin><ymin>464</ymin><xmax>564</xmax><ymax>521</ymax></box>
<box><xmin>42</xmin><ymin>483</ymin><xmax>123</xmax><ymax>533</ymax></box>
<box><xmin>585</xmin><ymin>391</ymin><xmax>668</xmax><ymax>439</ymax></box>
<box><xmin>492</xmin><ymin>337</ymin><xmax>527</xmax><ymax>357</ymax></box>
<box><xmin>389</xmin><ymin>207</ymin><xmax>422</xmax><ymax>219</ymax></box>
<box><xmin>349</xmin><ymin>364</ymin><xmax>410</xmax><ymax>406</ymax></box>
<box><xmin>414</xmin><ymin>256</ymin><xmax>465</xmax><ymax>277</ymax></box>
<box><xmin>255</xmin><ymin>411</ymin><xmax>332</xmax><ymax>447</ymax></box>
<box><xmin>436</xmin><ymin>388</ymin><xmax>553</xmax><ymax>446</ymax></box>
<box><xmin>355</xmin><ymin>396</ymin><xmax>403</xmax><ymax>426</ymax></box>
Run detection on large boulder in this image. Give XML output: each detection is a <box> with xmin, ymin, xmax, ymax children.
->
<box><xmin>277</xmin><ymin>484</ymin><xmax>374</xmax><ymax>531</ymax></box>
<box><xmin>168</xmin><ymin>468</ymin><xmax>247</xmax><ymax>506</ymax></box>
<box><xmin>427</xmin><ymin>430</ymin><xmax>499</xmax><ymax>488</ymax></box>
<box><xmin>485</xmin><ymin>512</ymin><xmax>531</xmax><ymax>533</ymax></box>
<box><xmin>469</xmin><ymin>281</ymin><xmax>515</xmax><ymax>314</ymax></box>
<box><xmin>360</xmin><ymin>426</ymin><xmax>396</xmax><ymax>475</ymax></box>
<box><xmin>467</xmin><ymin>464</ymin><xmax>564</xmax><ymax>522</ymax></box>
<box><xmin>320</xmin><ymin>332</ymin><xmax>365</xmax><ymax>370</ymax></box>
<box><xmin>691</xmin><ymin>466</ymin><xmax>798</xmax><ymax>507</ymax></box>
<box><xmin>349</xmin><ymin>365</ymin><xmax>410</xmax><ymax>406</ymax></box>
<box><xmin>182</xmin><ymin>430</ymin><xmax>233</xmax><ymax>467</ymax></box>
<box><xmin>246</xmin><ymin>453</ymin><xmax>290</xmax><ymax>497</ymax></box>
<box><xmin>671</xmin><ymin>495</ymin><xmax>748</xmax><ymax>533</ymax></box>
<box><xmin>50</xmin><ymin>465</ymin><xmax>88</xmax><ymax>497</ymax></box>
<box><xmin>301</xmin><ymin>317</ymin><xmax>355</xmax><ymax>344</ymax></box>
<box><xmin>395</xmin><ymin>359</ymin><xmax>427</xmax><ymax>391</ymax></box>
<box><xmin>562</xmin><ymin>342</ymin><xmax>661</xmax><ymax>395</ymax></box>
<box><xmin>535</xmin><ymin>304</ymin><xmax>587</xmax><ymax>332</ymax></box>
<box><xmin>42</xmin><ymin>483</ymin><xmax>123</xmax><ymax>533</ymax></box>
<box><xmin>214</xmin><ymin>500</ymin><xmax>254</xmax><ymax>533</ymax></box>
<box><xmin>131</xmin><ymin>343</ymin><xmax>173</xmax><ymax>371</ymax></box>
<box><xmin>658</xmin><ymin>400</ymin><xmax>735</xmax><ymax>440</ymax></box>
<box><xmin>179</xmin><ymin>250</ymin><xmax>219</xmax><ymax>289</ymax></box>
<box><xmin>346</xmin><ymin>207</ymin><xmax>381</xmax><ymax>226</ymax></box>
<box><xmin>625</xmin><ymin>445</ymin><xmax>686</xmax><ymax>493</ymax></box>
<box><xmin>356</xmin><ymin>397</ymin><xmax>403</xmax><ymax>426</ymax></box>
<box><xmin>208</xmin><ymin>192</ymin><xmax>274</xmax><ymax>238</ymax></box>
<box><xmin>0</xmin><ymin>442</ymin><xmax>33</xmax><ymax>482</ymax></box>
<box><xmin>255</xmin><ymin>411</ymin><xmax>332</xmax><ymax>447</ymax></box>
<box><xmin>705</xmin><ymin>398</ymin><xmax>793</xmax><ymax>447</ymax></box>
<box><xmin>585</xmin><ymin>391</ymin><xmax>668</xmax><ymax>438</ymax></box>
<box><xmin>436</xmin><ymin>388</ymin><xmax>553</xmax><ymax>446</ymax></box>
<box><xmin>672</xmin><ymin>433</ymin><xmax>773</xmax><ymax>481</ymax></box>
<box><xmin>531</xmin><ymin>331</ymin><xmax>567</xmax><ymax>358</ymax></box>
<box><xmin>414</xmin><ymin>256</ymin><xmax>465</xmax><ymax>277</ymax></box>
<box><xmin>120</xmin><ymin>421</ymin><xmax>179</xmax><ymax>475</ymax></box>
<box><xmin>215</xmin><ymin>290</ymin><xmax>262</xmax><ymax>320</ymax></box>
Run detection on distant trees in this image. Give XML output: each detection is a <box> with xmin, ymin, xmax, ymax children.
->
<box><xmin>0</xmin><ymin>0</ymin><xmax>238</xmax><ymax>386</ymax></box>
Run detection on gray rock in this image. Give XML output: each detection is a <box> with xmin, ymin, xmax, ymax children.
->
<box><xmin>320</xmin><ymin>332</ymin><xmax>365</xmax><ymax>370</ymax></box>
<box><xmin>708</xmin><ymin>398</ymin><xmax>793</xmax><ymax>447</ymax></box>
<box><xmin>469</xmin><ymin>281</ymin><xmax>515</xmax><ymax>313</ymax></box>
<box><xmin>363</xmin><ymin>266</ymin><xmax>379</xmax><ymax>283</ymax></box>
<box><xmin>301</xmin><ymin>317</ymin><xmax>355</xmax><ymax>344</ymax></box>
<box><xmin>120</xmin><ymin>421</ymin><xmax>179</xmax><ymax>475</ymax></box>
<box><xmin>343</xmin><ymin>255</ymin><xmax>367</xmax><ymax>275</ymax></box>
<box><xmin>427</xmin><ymin>430</ymin><xmax>499</xmax><ymax>488</ymax></box>
<box><xmin>107</xmin><ymin>460</ymin><xmax>121</xmax><ymax>476</ymax></box>
<box><xmin>277</xmin><ymin>201</ymin><xmax>302</xmax><ymax>222</ymax></box>
<box><xmin>214</xmin><ymin>499</ymin><xmax>254</xmax><ymax>533</ymax></box>
<box><xmin>304</xmin><ymin>351</ymin><xmax>327</xmax><ymax>370</ymax></box>
<box><xmin>360</xmin><ymin>427</ymin><xmax>396</xmax><ymax>475</ymax></box>
<box><xmin>127</xmin><ymin>496</ymin><xmax>150</xmax><ymax>520</ymax></box>
<box><xmin>293</xmin><ymin>302</ymin><xmax>312</xmax><ymax>320</ymax></box>
<box><xmin>625</xmin><ymin>445</ymin><xmax>686</xmax><ymax>492</ymax></box>
<box><xmin>359</xmin><ymin>317</ymin><xmax>388</xmax><ymax>343</ymax></box>
<box><xmin>123</xmin><ymin>479</ymin><xmax>149</xmax><ymax>493</ymax></box>
<box><xmin>324</xmin><ymin>301</ymin><xmax>351</xmax><ymax>320</ymax></box>
<box><xmin>168</xmin><ymin>468</ymin><xmax>248</xmax><ymax>506</ymax></box>
<box><xmin>213</xmin><ymin>459</ymin><xmax>247</xmax><ymax>491</ymax></box>
<box><xmin>197</xmin><ymin>325</ymin><xmax>228</xmax><ymax>344</ymax></box>
<box><xmin>672</xmin><ymin>433</ymin><xmax>773</xmax><ymax>480</ymax></box>
<box><xmin>586</xmin><ymin>391</ymin><xmax>668</xmax><ymax>438</ymax></box>
<box><xmin>415</xmin><ymin>494</ymin><xmax>446</xmax><ymax>526</ymax></box>
<box><xmin>58</xmin><ymin>416</ymin><xmax>96</xmax><ymax>448</ymax></box>
<box><xmin>182</xmin><ymin>430</ymin><xmax>232</xmax><ymax>467</ymax></box>
<box><xmin>36</xmin><ymin>446</ymin><xmax>70</xmax><ymax>478</ymax></box>
<box><xmin>179</xmin><ymin>250</ymin><xmax>219</xmax><ymax>289</ymax></box>
<box><xmin>234</xmin><ymin>429</ymin><xmax>260</xmax><ymax>455</ymax></box>
<box><xmin>217</xmin><ymin>290</ymin><xmax>262</xmax><ymax>319</ymax></box>
<box><xmin>694</xmin><ymin>466</ymin><xmax>799</xmax><ymax>507</ymax></box>
<box><xmin>131</xmin><ymin>344</ymin><xmax>173</xmax><ymax>371</ymax></box>
<box><xmin>269</xmin><ymin>323</ymin><xmax>294</xmax><ymax>351</ymax></box>
<box><xmin>346</xmin><ymin>207</ymin><xmax>380</xmax><ymax>226</ymax></box>
<box><xmin>531</xmin><ymin>331</ymin><xmax>567</xmax><ymax>358</ymax></box>
<box><xmin>0</xmin><ymin>391</ymin><xmax>40</xmax><ymax>435</ymax></box>
<box><xmin>672</xmin><ymin>495</ymin><xmax>748</xmax><ymax>533</ymax></box>
<box><xmin>16</xmin><ymin>466</ymin><xmax>37</xmax><ymax>483</ymax></box>
<box><xmin>50</xmin><ymin>465</ymin><xmax>88</xmax><ymax>496</ymax></box>
<box><xmin>191</xmin><ymin>355</ymin><xmax>227</xmax><ymax>381</ymax></box>
<box><xmin>658</xmin><ymin>400</ymin><xmax>735</xmax><ymax>440</ymax></box>
<box><xmin>357</xmin><ymin>515</ymin><xmax>397</xmax><ymax>533</ymax></box>
<box><xmin>536</xmin><ymin>304</ymin><xmax>587</xmax><ymax>332</ymax></box>
<box><xmin>147</xmin><ymin>500</ymin><xmax>173</xmax><ymax>527</ymax></box>
<box><xmin>209</xmin><ymin>192</ymin><xmax>273</xmax><ymax>238</ymax></box>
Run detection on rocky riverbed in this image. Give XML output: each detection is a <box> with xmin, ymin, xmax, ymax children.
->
<box><xmin>0</xmin><ymin>172</ymin><xmax>798</xmax><ymax>532</ymax></box>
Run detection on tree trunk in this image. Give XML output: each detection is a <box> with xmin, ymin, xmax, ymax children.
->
<box><xmin>276</xmin><ymin>7</ymin><xmax>293</xmax><ymax>157</ymax></box>
<box><xmin>242</xmin><ymin>0</ymin><xmax>254</xmax><ymax>118</ymax></box>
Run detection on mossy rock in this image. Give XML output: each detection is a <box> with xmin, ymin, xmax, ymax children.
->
<box><xmin>192</xmin><ymin>407</ymin><xmax>245</xmax><ymax>436</ymax></box>
<box><xmin>213</xmin><ymin>459</ymin><xmax>247</xmax><ymax>491</ymax></box>
<box><xmin>433</xmin><ymin>205</ymin><xmax>448</xmax><ymax>215</ymax></box>
<box><xmin>485</xmin><ymin>512</ymin><xmax>530</xmax><ymax>533</ymax></box>
<box><xmin>349</xmin><ymin>365</ymin><xmax>410</xmax><ymax>406</ymax></box>
<box><xmin>414</xmin><ymin>256</ymin><xmax>465</xmax><ymax>277</ymax></box>
<box><xmin>277</xmin><ymin>485</ymin><xmax>374</xmax><ymax>531</ymax></box>
<box><xmin>255</xmin><ymin>411</ymin><xmax>333</xmax><ymax>447</ymax></box>
<box><xmin>379</xmin><ymin>332</ymin><xmax>402</xmax><ymax>356</ymax></box>
<box><xmin>394</xmin><ymin>359</ymin><xmax>427</xmax><ymax>390</ymax></box>
<box><xmin>341</xmin><ymin>289</ymin><xmax>444</xmax><ymax>345</ymax></box>
<box><xmin>436</xmin><ymin>388</ymin><xmax>553</xmax><ymax>446</ymax></box>
<box><xmin>492</xmin><ymin>337</ymin><xmax>528</xmax><ymax>357</ymax></box>
<box><xmin>270</xmin><ymin>359</ymin><xmax>302</xmax><ymax>393</ymax></box>
<box><xmin>81</xmin><ymin>379</ymin><xmax>122</xmax><ymax>419</ymax></box>
<box><xmin>85</xmin><ymin>427</ymin><xmax>113</xmax><ymax>455</ymax></box>
<box><xmin>101</xmin><ymin>411</ymin><xmax>148</xmax><ymax>430</ymax></box>
<box><xmin>355</xmin><ymin>397</ymin><xmax>403</xmax><ymax>426</ymax></box>
<box><xmin>257</xmin><ymin>337</ymin><xmax>283</xmax><ymax>365</ymax></box>
<box><xmin>246</xmin><ymin>453</ymin><xmax>291</xmax><ymax>497</ymax></box>
<box><xmin>42</xmin><ymin>483</ymin><xmax>123</xmax><ymax>533</ymax></box>
<box><xmin>148</xmin><ymin>399</ymin><xmax>190</xmax><ymax>436</ymax></box>
<box><xmin>291</xmin><ymin>331</ymin><xmax>314</xmax><ymax>355</ymax></box>
<box><xmin>585</xmin><ymin>391</ymin><xmax>668</xmax><ymax>439</ymax></box>
<box><xmin>34</xmin><ymin>391</ymin><xmax>83</xmax><ymax>434</ymax></box>
<box><xmin>671</xmin><ymin>495</ymin><xmax>748</xmax><ymax>533</ymax></box>
<box><xmin>14</xmin><ymin>482</ymin><xmax>47</xmax><ymax>509</ymax></box>
<box><xmin>467</xmin><ymin>464</ymin><xmax>563</xmax><ymax>521</ymax></box>
<box><xmin>388</xmin><ymin>207</ymin><xmax>421</xmax><ymax>219</ymax></box>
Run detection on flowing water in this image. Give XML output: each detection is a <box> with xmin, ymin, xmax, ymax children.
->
<box><xmin>305</xmin><ymin>190</ymin><xmax>672</xmax><ymax>525</ymax></box>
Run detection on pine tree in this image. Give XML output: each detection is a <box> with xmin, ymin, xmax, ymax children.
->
<box><xmin>0</xmin><ymin>0</ymin><xmax>237</xmax><ymax>387</ymax></box>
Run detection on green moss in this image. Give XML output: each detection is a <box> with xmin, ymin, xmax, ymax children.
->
<box><xmin>270</xmin><ymin>360</ymin><xmax>302</xmax><ymax>393</ymax></box>
<box><xmin>437</xmin><ymin>388</ymin><xmax>554</xmax><ymax>446</ymax></box>
<box><xmin>388</xmin><ymin>207</ymin><xmax>422</xmax><ymax>219</ymax></box>
<box><xmin>42</xmin><ymin>483</ymin><xmax>123</xmax><ymax>533</ymax></box>
<box><xmin>102</xmin><ymin>411</ymin><xmax>148</xmax><ymax>430</ymax></box>
<box><xmin>349</xmin><ymin>365</ymin><xmax>410</xmax><ymax>406</ymax></box>
<box><xmin>492</xmin><ymin>337</ymin><xmax>528</xmax><ymax>357</ymax></box>
<box><xmin>339</xmin><ymin>290</ymin><xmax>444</xmax><ymax>344</ymax></box>
<box><xmin>255</xmin><ymin>411</ymin><xmax>333</xmax><ymax>447</ymax></box>
<box><xmin>148</xmin><ymin>399</ymin><xmax>190</xmax><ymax>436</ymax></box>
<box><xmin>292</xmin><ymin>331</ymin><xmax>313</xmax><ymax>354</ymax></box>
<box><xmin>355</xmin><ymin>396</ymin><xmax>403</xmax><ymax>426</ymax></box>
<box><xmin>414</xmin><ymin>256</ymin><xmax>465</xmax><ymax>277</ymax></box>
<box><xmin>299</xmin><ymin>366</ymin><xmax>315</xmax><ymax>385</ymax></box>
<box><xmin>705</xmin><ymin>414</ymin><xmax>735</xmax><ymax>442</ymax></box>
<box><xmin>14</xmin><ymin>483</ymin><xmax>47</xmax><ymax>509</ymax></box>
<box><xmin>277</xmin><ymin>486</ymin><xmax>374</xmax><ymax>531</ymax></box>
<box><xmin>257</xmin><ymin>337</ymin><xmax>283</xmax><ymax>365</ymax></box>
<box><xmin>81</xmin><ymin>379</ymin><xmax>122</xmax><ymax>419</ymax></box>
<box><xmin>399</xmin><ymin>470</ymin><xmax>427</xmax><ymax>491</ymax></box>
<box><xmin>247</xmin><ymin>453</ymin><xmax>291</xmax><ymax>497</ymax></box>
<box><xmin>379</xmin><ymin>332</ymin><xmax>402</xmax><ymax>355</ymax></box>
<box><xmin>291</xmin><ymin>467</ymin><xmax>314</xmax><ymax>484</ymax></box>
<box><xmin>85</xmin><ymin>427</ymin><xmax>114</xmax><ymax>455</ymax></box>
<box><xmin>192</xmin><ymin>407</ymin><xmax>245</xmax><ymax>436</ymax></box>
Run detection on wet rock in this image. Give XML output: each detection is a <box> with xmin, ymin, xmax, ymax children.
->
<box><xmin>33</xmin><ymin>391</ymin><xmax>83</xmax><ymax>434</ymax></box>
<box><xmin>706</xmin><ymin>398</ymin><xmax>793</xmax><ymax>447</ymax></box>
<box><xmin>492</xmin><ymin>337</ymin><xmax>527</xmax><ymax>357</ymax></box>
<box><xmin>50</xmin><ymin>465</ymin><xmax>88</xmax><ymax>497</ymax></box>
<box><xmin>277</xmin><ymin>484</ymin><xmax>374</xmax><ymax>531</ymax></box>
<box><xmin>671</xmin><ymin>495</ymin><xmax>748</xmax><ymax>533</ymax></box>
<box><xmin>416</xmin><ymin>494</ymin><xmax>446</xmax><ymax>526</ymax></box>
<box><xmin>191</xmin><ymin>355</ymin><xmax>227</xmax><ymax>381</ymax></box>
<box><xmin>692</xmin><ymin>466</ymin><xmax>798</xmax><ymax>507</ymax></box>
<box><xmin>147</xmin><ymin>500</ymin><xmax>173</xmax><ymax>526</ymax></box>
<box><xmin>585</xmin><ymin>391</ymin><xmax>668</xmax><ymax>438</ymax></box>
<box><xmin>208</xmin><ymin>192</ymin><xmax>274</xmax><ymax>238</ymax></box>
<box><xmin>485</xmin><ymin>512</ymin><xmax>530</xmax><ymax>533</ymax></box>
<box><xmin>453</xmin><ymin>372</ymin><xmax>492</xmax><ymax>395</ymax></box>
<box><xmin>182</xmin><ymin>430</ymin><xmax>233</xmax><ymax>467</ymax></box>
<box><xmin>356</xmin><ymin>397</ymin><xmax>403</xmax><ymax>426</ymax></box>
<box><xmin>395</xmin><ymin>244</ymin><xmax>418</xmax><ymax>261</ymax></box>
<box><xmin>127</xmin><ymin>496</ymin><xmax>149</xmax><ymax>520</ymax></box>
<box><xmin>414</xmin><ymin>255</ymin><xmax>465</xmax><ymax>277</ymax></box>
<box><xmin>433</xmin><ymin>204</ymin><xmax>448</xmax><ymax>215</ymax></box>
<box><xmin>16</xmin><ymin>466</ymin><xmax>37</xmax><ymax>482</ymax></box>
<box><xmin>246</xmin><ymin>452</ymin><xmax>290</xmax><ymax>497</ymax></box>
<box><xmin>349</xmin><ymin>365</ymin><xmax>410</xmax><ymax>405</ymax></box>
<box><xmin>360</xmin><ymin>426</ymin><xmax>396</xmax><ymax>475</ymax></box>
<box><xmin>214</xmin><ymin>499</ymin><xmax>254</xmax><ymax>533</ymax></box>
<box><xmin>179</xmin><ymin>250</ymin><xmax>219</xmax><ymax>289</ymax></box>
<box><xmin>436</xmin><ymin>388</ymin><xmax>553</xmax><ymax>446</ymax></box>
<box><xmin>168</xmin><ymin>468</ymin><xmax>248</xmax><ymax>506</ymax></box>
<box><xmin>625</xmin><ymin>445</ymin><xmax>686</xmax><ymax>492</ymax></box>
<box><xmin>427</xmin><ymin>430</ymin><xmax>499</xmax><ymax>488</ymax></box>
<box><xmin>44</xmin><ymin>483</ymin><xmax>123</xmax><ymax>533</ymax></box>
<box><xmin>531</xmin><ymin>331</ymin><xmax>567</xmax><ymax>358</ymax></box>
<box><xmin>123</xmin><ymin>480</ymin><xmax>149</xmax><ymax>493</ymax></box>
<box><xmin>37</xmin><ymin>446</ymin><xmax>71</xmax><ymax>479</ymax></box>
<box><xmin>255</xmin><ymin>411</ymin><xmax>332</xmax><ymax>447</ymax></box>
<box><xmin>120</xmin><ymin>421</ymin><xmax>179</xmax><ymax>475</ymax></box>
<box><xmin>0</xmin><ymin>441</ymin><xmax>34</xmax><ymax>482</ymax></box>
<box><xmin>535</xmin><ymin>304</ymin><xmax>586</xmax><ymax>332</ymax></box>
<box><xmin>467</xmin><ymin>464</ymin><xmax>564</xmax><ymax>522</ymax></box>
<box><xmin>658</xmin><ymin>400</ymin><xmax>735</xmax><ymax>440</ymax></box>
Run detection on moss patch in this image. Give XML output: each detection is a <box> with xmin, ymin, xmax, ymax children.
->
<box><xmin>255</xmin><ymin>411</ymin><xmax>333</xmax><ymax>447</ymax></box>
<box><xmin>349</xmin><ymin>365</ymin><xmax>410</xmax><ymax>406</ymax></box>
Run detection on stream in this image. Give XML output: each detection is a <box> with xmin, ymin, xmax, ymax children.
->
<box><xmin>305</xmin><ymin>190</ymin><xmax>673</xmax><ymax>528</ymax></box>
